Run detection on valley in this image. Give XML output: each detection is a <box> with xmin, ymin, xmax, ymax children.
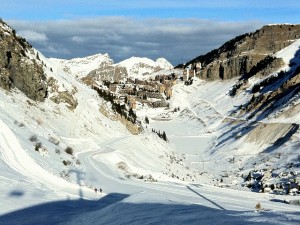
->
<box><xmin>1</xmin><ymin>20</ymin><xmax>300</xmax><ymax>224</ymax></box>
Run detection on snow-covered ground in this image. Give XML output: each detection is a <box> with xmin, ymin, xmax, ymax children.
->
<box><xmin>1</xmin><ymin>45</ymin><xmax>300</xmax><ymax>225</ymax></box>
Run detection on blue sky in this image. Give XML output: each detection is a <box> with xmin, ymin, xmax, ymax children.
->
<box><xmin>1</xmin><ymin>1</ymin><xmax>299</xmax><ymax>64</ymax></box>
<box><xmin>2</xmin><ymin>0</ymin><xmax>299</xmax><ymax>22</ymax></box>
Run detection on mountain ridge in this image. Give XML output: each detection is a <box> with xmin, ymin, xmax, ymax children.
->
<box><xmin>183</xmin><ymin>24</ymin><xmax>300</xmax><ymax>81</ymax></box>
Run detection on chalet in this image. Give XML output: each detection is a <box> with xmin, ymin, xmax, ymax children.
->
<box><xmin>127</xmin><ymin>96</ymin><xmax>137</xmax><ymax>109</ymax></box>
<box><xmin>158</xmin><ymin>84</ymin><xmax>165</xmax><ymax>93</ymax></box>
<box><xmin>183</xmin><ymin>67</ymin><xmax>197</xmax><ymax>80</ymax></box>
<box><xmin>165</xmin><ymin>87</ymin><xmax>173</xmax><ymax>98</ymax></box>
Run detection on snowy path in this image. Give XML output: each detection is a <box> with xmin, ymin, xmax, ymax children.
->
<box><xmin>77</xmin><ymin>137</ymin><xmax>300</xmax><ymax>213</ymax></box>
<box><xmin>1</xmin><ymin>118</ymin><xmax>300</xmax><ymax>224</ymax></box>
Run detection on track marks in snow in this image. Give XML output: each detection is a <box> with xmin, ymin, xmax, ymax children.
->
<box><xmin>0</xmin><ymin>119</ymin><xmax>97</xmax><ymax>200</ymax></box>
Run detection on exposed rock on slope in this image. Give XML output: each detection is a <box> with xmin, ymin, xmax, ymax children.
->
<box><xmin>85</xmin><ymin>64</ymin><xmax>128</xmax><ymax>83</ymax></box>
<box><xmin>83</xmin><ymin>56</ymin><xmax>173</xmax><ymax>83</ymax></box>
<box><xmin>187</xmin><ymin>24</ymin><xmax>300</xmax><ymax>81</ymax></box>
<box><xmin>0</xmin><ymin>20</ymin><xmax>47</xmax><ymax>101</ymax></box>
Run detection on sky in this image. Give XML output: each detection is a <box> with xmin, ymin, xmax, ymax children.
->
<box><xmin>1</xmin><ymin>0</ymin><xmax>300</xmax><ymax>65</ymax></box>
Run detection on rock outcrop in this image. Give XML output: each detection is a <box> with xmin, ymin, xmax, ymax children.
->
<box><xmin>0</xmin><ymin>20</ymin><xmax>47</xmax><ymax>101</ymax></box>
<box><xmin>187</xmin><ymin>24</ymin><xmax>300</xmax><ymax>80</ymax></box>
<box><xmin>85</xmin><ymin>63</ymin><xmax>128</xmax><ymax>83</ymax></box>
<box><xmin>83</xmin><ymin>57</ymin><xmax>173</xmax><ymax>84</ymax></box>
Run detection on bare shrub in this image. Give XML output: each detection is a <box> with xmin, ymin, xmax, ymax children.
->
<box><xmin>49</xmin><ymin>136</ymin><xmax>59</xmax><ymax>145</ymax></box>
<box><xmin>255</xmin><ymin>202</ymin><xmax>262</xmax><ymax>211</ymax></box>
<box><xmin>117</xmin><ymin>162</ymin><xmax>128</xmax><ymax>171</ymax></box>
<box><xmin>29</xmin><ymin>135</ymin><xmax>38</xmax><ymax>142</ymax></box>
<box><xmin>35</xmin><ymin>142</ymin><xmax>42</xmax><ymax>151</ymax></box>
<box><xmin>60</xmin><ymin>170</ymin><xmax>70</xmax><ymax>179</ymax></box>
<box><xmin>62</xmin><ymin>160</ymin><xmax>72</xmax><ymax>166</ymax></box>
<box><xmin>65</xmin><ymin>146</ymin><xmax>74</xmax><ymax>155</ymax></box>
<box><xmin>36</xmin><ymin>118</ymin><xmax>43</xmax><ymax>125</ymax></box>
<box><xmin>14</xmin><ymin>120</ymin><xmax>25</xmax><ymax>127</ymax></box>
<box><xmin>55</xmin><ymin>148</ymin><xmax>61</xmax><ymax>154</ymax></box>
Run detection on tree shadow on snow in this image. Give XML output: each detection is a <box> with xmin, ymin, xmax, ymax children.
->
<box><xmin>1</xmin><ymin>192</ymin><xmax>300</xmax><ymax>225</ymax></box>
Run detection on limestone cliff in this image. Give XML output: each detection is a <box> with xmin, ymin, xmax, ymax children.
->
<box><xmin>187</xmin><ymin>24</ymin><xmax>300</xmax><ymax>80</ymax></box>
<box><xmin>85</xmin><ymin>63</ymin><xmax>128</xmax><ymax>83</ymax></box>
<box><xmin>0</xmin><ymin>20</ymin><xmax>47</xmax><ymax>101</ymax></box>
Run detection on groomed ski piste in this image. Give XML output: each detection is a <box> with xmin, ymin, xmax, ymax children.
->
<box><xmin>1</xmin><ymin>40</ymin><xmax>300</xmax><ymax>224</ymax></box>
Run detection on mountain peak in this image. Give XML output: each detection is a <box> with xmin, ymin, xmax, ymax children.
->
<box><xmin>116</xmin><ymin>56</ymin><xmax>173</xmax><ymax>78</ymax></box>
<box><xmin>49</xmin><ymin>53</ymin><xmax>114</xmax><ymax>78</ymax></box>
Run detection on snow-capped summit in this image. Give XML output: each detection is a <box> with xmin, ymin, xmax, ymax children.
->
<box><xmin>50</xmin><ymin>54</ymin><xmax>173</xmax><ymax>80</ymax></box>
<box><xmin>49</xmin><ymin>53</ymin><xmax>114</xmax><ymax>78</ymax></box>
<box><xmin>115</xmin><ymin>56</ymin><xmax>173</xmax><ymax>78</ymax></box>
<box><xmin>155</xmin><ymin>58</ymin><xmax>173</xmax><ymax>70</ymax></box>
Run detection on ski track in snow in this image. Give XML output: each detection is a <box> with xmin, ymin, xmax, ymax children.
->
<box><xmin>77</xmin><ymin>136</ymin><xmax>300</xmax><ymax>213</ymax></box>
<box><xmin>0</xmin><ymin>119</ymin><xmax>97</xmax><ymax>200</ymax></box>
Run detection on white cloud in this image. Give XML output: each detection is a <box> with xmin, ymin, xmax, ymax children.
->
<box><xmin>9</xmin><ymin>17</ymin><xmax>263</xmax><ymax>65</ymax></box>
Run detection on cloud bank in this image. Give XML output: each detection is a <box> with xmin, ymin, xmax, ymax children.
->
<box><xmin>9</xmin><ymin>17</ymin><xmax>263</xmax><ymax>65</ymax></box>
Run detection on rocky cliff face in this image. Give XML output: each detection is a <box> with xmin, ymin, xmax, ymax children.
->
<box><xmin>0</xmin><ymin>20</ymin><xmax>47</xmax><ymax>101</ymax></box>
<box><xmin>85</xmin><ymin>63</ymin><xmax>128</xmax><ymax>83</ymax></box>
<box><xmin>187</xmin><ymin>24</ymin><xmax>300</xmax><ymax>80</ymax></box>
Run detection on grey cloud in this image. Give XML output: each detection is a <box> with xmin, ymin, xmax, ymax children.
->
<box><xmin>8</xmin><ymin>17</ymin><xmax>263</xmax><ymax>65</ymax></box>
<box><xmin>17</xmin><ymin>30</ymin><xmax>48</xmax><ymax>43</ymax></box>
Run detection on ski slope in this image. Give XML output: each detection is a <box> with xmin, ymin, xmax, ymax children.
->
<box><xmin>1</xmin><ymin>44</ymin><xmax>300</xmax><ymax>224</ymax></box>
<box><xmin>1</xmin><ymin>116</ymin><xmax>300</xmax><ymax>224</ymax></box>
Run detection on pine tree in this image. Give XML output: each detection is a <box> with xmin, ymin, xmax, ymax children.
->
<box><xmin>162</xmin><ymin>131</ymin><xmax>167</xmax><ymax>141</ymax></box>
<box><xmin>145</xmin><ymin>116</ymin><xmax>149</xmax><ymax>124</ymax></box>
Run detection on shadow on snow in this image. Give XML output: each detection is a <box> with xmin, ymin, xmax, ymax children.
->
<box><xmin>1</xmin><ymin>192</ymin><xmax>300</xmax><ymax>225</ymax></box>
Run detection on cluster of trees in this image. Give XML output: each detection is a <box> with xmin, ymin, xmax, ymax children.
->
<box><xmin>252</xmin><ymin>70</ymin><xmax>285</xmax><ymax>93</ymax></box>
<box><xmin>93</xmin><ymin>86</ymin><xmax>137</xmax><ymax>123</ymax></box>
<box><xmin>173</xmin><ymin>107</ymin><xmax>180</xmax><ymax>112</ymax></box>
<box><xmin>151</xmin><ymin>129</ymin><xmax>168</xmax><ymax>142</ymax></box>
<box><xmin>93</xmin><ymin>86</ymin><xmax>114</xmax><ymax>102</ymax></box>
<box><xmin>229</xmin><ymin>80</ymin><xmax>245</xmax><ymax>97</ymax></box>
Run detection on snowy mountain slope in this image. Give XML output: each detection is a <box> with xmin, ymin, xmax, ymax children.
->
<box><xmin>1</xmin><ymin>20</ymin><xmax>300</xmax><ymax>225</ymax></box>
<box><xmin>50</xmin><ymin>54</ymin><xmax>173</xmax><ymax>83</ymax></box>
<box><xmin>49</xmin><ymin>53</ymin><xmax>114</xmax><ymax>79</ymax></box>
<box><xmin>115</xmin><ymin>56</ymin><xmax>173</xmax><ymax>78</ymax></box>
<box><xmin>146</xmin><ymin>38</ymin><xmax>300</xmax><ymax>195</ymax></box>
<box><xmin>0</xmin><ymin>43</ymin><xmax>229</xmax><ymax>224</ymax></box>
